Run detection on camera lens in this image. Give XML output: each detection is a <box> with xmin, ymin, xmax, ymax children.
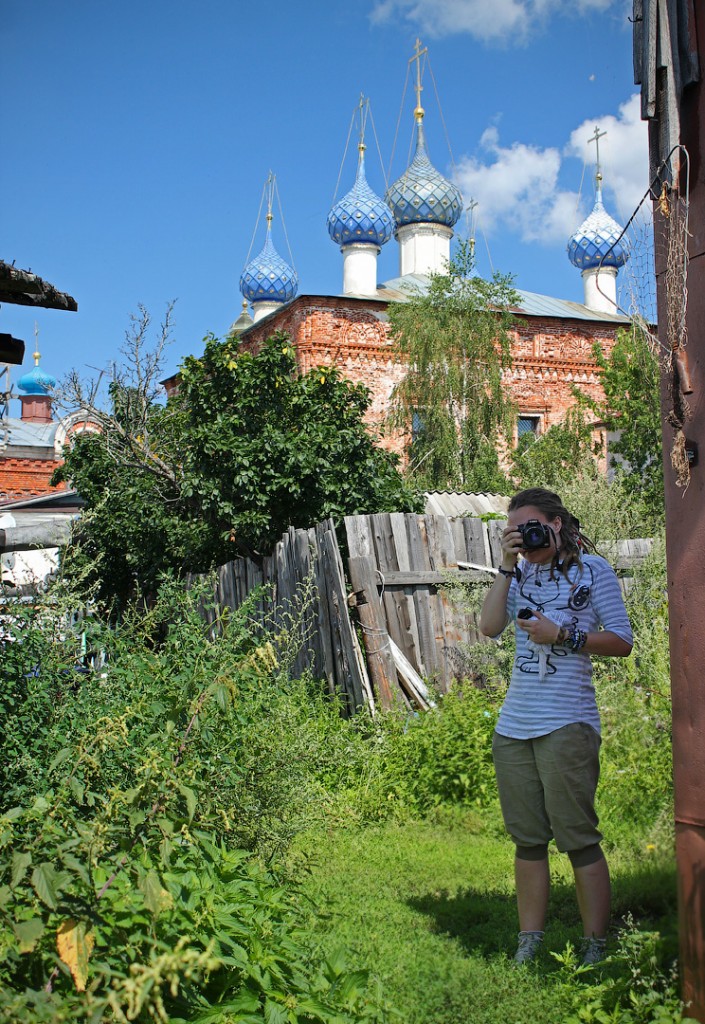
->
<box><xmin>519</xmin><ymin>520</ymin><xmax>550</xmax><ymax>550</ymax></box>
<box><xmin>523</xmin><ymin>525</ymin><xmax>545</xmax><ymax>547</ymax></box>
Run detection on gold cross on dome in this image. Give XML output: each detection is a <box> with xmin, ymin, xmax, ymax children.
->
<box><xmin>409</xmin><ymin>37</ymin><xmax>428</xmax><ymax>117</ymax></box>
<box><xmin>588</xmin><ymin>125</ymin><xmax>607</xmax><ymax>180</ymax></box>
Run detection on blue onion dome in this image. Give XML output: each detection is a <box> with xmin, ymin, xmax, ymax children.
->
<box><xmin>239</xmin><ymin>216</ymin><xmax>298</xmax><ymax>304</ymax></box>
<box><xmin>327</xmin><ymin>146</ymin><xmax>394</xmax><ymax>248</ymax></box>
<box><xmin>18</xmin><ymin>351</ymin><xmax>56</xmax><ymax>394</ymax></box>
<box><xmin>567</xmin><ymin>181</ymin><xmax>629</xmax><ymax>270</ymax></box>
<box><xmin>385</xmin><ymin>111</ymin><xmax>463</xmax><ymax>229</ymax></box>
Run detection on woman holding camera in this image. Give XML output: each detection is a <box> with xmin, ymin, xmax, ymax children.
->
<box><xmin>479</xmin><ymin>487</ymin><xmax>633</xmax><ymax>966</ymax></box>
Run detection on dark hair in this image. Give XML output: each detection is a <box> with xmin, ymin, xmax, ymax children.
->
<box><xmin>508</xmin><ymin>487</ymin><xmax>595</xmax><ymax>580</ymax></box>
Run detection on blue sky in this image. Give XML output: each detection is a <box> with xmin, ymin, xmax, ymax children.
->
<box><xmin>1</xmin><ymin>0</ymin><xmax>646</xmax><ymax>405</ymax></box>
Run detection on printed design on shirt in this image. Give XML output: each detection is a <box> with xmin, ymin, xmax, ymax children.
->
<box><xmin>515</xmin><ymin>562</ymin><xmax>594</xmax><ymax>676</ymax></box>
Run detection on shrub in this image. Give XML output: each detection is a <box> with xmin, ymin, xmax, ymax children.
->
<box><xmin>552</xmin><ymin>918</ymin><xmax>697</xmax><ymax>1023</ymax></box>
<box><xmin>0</xmin><ymin>580</ymin><xmax>391</xmax><ymax>1022</ymax></box>
<box><xmin>594</xmin><ymin>537</ymin><xmax>673</xmax><ymax>844</ymax></box>
<box><xmin>338</xmin><ymin>685</ymin><xmax>500</xmax><ymax>820</ymax></box>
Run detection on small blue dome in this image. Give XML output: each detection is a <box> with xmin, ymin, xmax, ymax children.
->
<box><xmin>240</xmin><ymin>228</ymin><xmax>298</xmax><ymax>305</ymax></box>
<box><xmin>327</xmin><ymin>150</ymin><xmax>394</xmax><ymax>249</ymax></box>
<box><xmin>18</xmin><ymin>360</ymin><xmax>56</xmax><ymax>395</ymax></box>
<box><xmin>385</xmin><ymin>117</ymin><xmax>463</xmax><ymax>230</ymax></box>
<box><xmin>567</xmin><ymin>186</ymin><xmax>629</xmax><ymax>270</ymax></box>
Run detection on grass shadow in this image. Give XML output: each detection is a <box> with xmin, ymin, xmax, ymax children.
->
<box><xmin>406</xmin><ymin>856</ymin><xmax>678</xmax><ymax>964</ymax></box>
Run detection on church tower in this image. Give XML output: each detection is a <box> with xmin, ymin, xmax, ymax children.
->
<box><xmin>240</xmin><ymin>174</ymin><xmax>298</xmax><ymax>323</ymax></box>
<box><xmin>327</xmin><ymin>98</ymin><xmax>394</xmax><ymax>297</ymax></box>
<box><xmin>17</xmin><ymin>338</ymin><xmax>56</xmax><ymax>424</ymax></box>
<box><xmin>385</xmin><ymin>41</ymin><xmax>463</xmax><ymax>278</ymax></box>
<box><xmin>568</xmin><ymin>128</ymin><xmax>629</xmax><ymax>314</ymax></box>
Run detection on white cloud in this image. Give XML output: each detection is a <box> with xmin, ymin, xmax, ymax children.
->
<box><xmin>454</xmin><ymin>130</ymin><xmax>580</xmax><ymax>244</ymax></box>
<box><xmin>370</xmin><ymin>0</ymin><xmax>617</xmax><ymax>43</ymax></box>
<box><xmin>453</xmin><ymin>94</ymin><xmax>648</xmax><ymax>248</ymax></box>
<box><xmin>566</xmin><ymin>94</ymin><xmax>649</xmax><ymax>220</ymax></box>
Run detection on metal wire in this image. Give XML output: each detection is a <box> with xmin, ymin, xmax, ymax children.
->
<box><xmin>331</xmin><ymin>103</ymin><xmax>357</xmax><ymax>205</ymax></box>
<box><xmin>387</xmin><ymin>60</ymin><xmax>411</xmax><ymax>183</ymax></box>
<box><xmin>243</xmin><ymin>176</ymin><xmax>268</xmax><ymax>266</ymax></box>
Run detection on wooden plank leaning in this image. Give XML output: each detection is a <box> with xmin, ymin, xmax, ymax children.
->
<box><xmin>323</xmin><ymin>526</ymin><xmax>370</xmax><ymax>714</ymax></box>
<box><xmin>348</xmin><ymin>554</ymin><xmax>401</xmax><ymax>711</ymax></box>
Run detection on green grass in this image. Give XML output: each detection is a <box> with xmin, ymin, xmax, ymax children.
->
<box><xmin>295</xmin><ymin>808</ymin><xmax>679</xmax><ymax>1024</ymax></box>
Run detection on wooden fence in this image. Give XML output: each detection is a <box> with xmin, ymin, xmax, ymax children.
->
<box><xmin>194</xmin><ymin>514</ymin><xmax>653</xmax><ymax>715</ymax></box>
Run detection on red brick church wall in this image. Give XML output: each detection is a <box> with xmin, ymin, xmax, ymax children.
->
<box><xmin>241</xmin><ymin>295</ymin><xmax>621</xmax><ymax>455</ymax></box>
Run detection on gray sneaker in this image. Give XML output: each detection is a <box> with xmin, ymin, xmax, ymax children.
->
<box><xmin>580</xmin><ymin>936</ymin><xmax>607</xmax><ymax>966</ymax></box>
<box><xmin>514</xmin><ymin>930</ymin><xmax>544</xmax><ymax>964</ymax></box>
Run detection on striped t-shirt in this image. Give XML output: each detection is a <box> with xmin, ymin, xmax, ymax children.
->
<box><xmin>495</xmin><ymin>554</ymin><xmax>633</xmax><ymax>739</ymax></box>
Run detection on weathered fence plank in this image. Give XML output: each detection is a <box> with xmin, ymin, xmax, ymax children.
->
<box><xmin>389</xmin><ymin>512</ymin><xmax>423</xmax><ymax>668</ymax></box>
<box><xmin>405</xmin><ymin>514</ymin><xmax>438</xmax><ymax>680</ymax></box>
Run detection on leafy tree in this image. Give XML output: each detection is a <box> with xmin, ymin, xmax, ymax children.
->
<box><xmin>510</xmin><ymin>402</ymin><xmax>602</xmax><ymax>491</ymax></box>
<box><xmin>55</xmin><ymin>313</ymin><xmax>421</xmax><ymax>610</ymax></box>
<box><xmin>177</xmin><ymin>331</ymin><xmax>421</xmax><ymax>550</ymax></box>
<box><xmin>386</xmin><ymin>239</ymin><xmax>519</xmax><ymax>491</ymax></box>
<box><xmin>591</xmin><ymin>326</ymin><xmax>664</xmax><ymax>525</ymax></box>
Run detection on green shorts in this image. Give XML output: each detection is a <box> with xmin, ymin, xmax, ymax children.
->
<box><xmin>492</xmin><ymin>723</ymin><xmax>603</xmax><ymax>854</ymax></box>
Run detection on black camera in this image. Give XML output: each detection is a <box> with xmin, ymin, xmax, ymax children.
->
<box><xmin>518</xmin><ymin>519</ymin><xmax>552</xmax><ymax>551</ymax></box>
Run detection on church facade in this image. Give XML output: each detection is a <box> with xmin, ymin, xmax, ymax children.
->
<box><xmin>225</xmin><ymin>84</ymin><xmax>632</xmax><ymax>461</ymax></box>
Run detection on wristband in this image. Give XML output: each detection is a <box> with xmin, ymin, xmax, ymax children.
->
<box><xmin>497</xmin><ymin>567</ymin><xmax>516</xmax><ymax>580</ymax></box>
<box><xmin>556</xmin><ymin>624</ymin><xmax>588</xmax><ymax>651</ymax></box>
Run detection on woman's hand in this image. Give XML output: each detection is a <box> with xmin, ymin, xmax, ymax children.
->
<box><xmin>516</xmin><ymin>609</ymin><xmax>560</xmax><ymax>645</ymax></box>
<box><xmin>499</xmin><ymin>524</ymin><xmax>523</xmax><ymax>570</ymax></box>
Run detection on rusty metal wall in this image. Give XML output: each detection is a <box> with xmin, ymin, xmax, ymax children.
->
<box><xmin>655</xmin><ymin>4</ymin><xmax>705</xmax><ymax>1015</ymax></box>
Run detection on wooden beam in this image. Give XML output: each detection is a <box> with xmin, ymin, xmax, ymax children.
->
<box><xmin>0</xmin><ymin>333</ymin><xmax>25</xmax><ymax>364</ymax></box>
<box><xmin>374</xmin><ymin>568</ymin><xmax>492</xmax><ymax>586</ymax></box>
<box><xmin>0</xmin><ymin>261</ymin><xmax>77</xmax><ymax>312</ymax></box>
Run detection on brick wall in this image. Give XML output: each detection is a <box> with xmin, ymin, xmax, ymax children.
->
<box><xmin>0</xmin><ymin>456</ymin><xmax>66</xmax><ymax>503</ymax></box>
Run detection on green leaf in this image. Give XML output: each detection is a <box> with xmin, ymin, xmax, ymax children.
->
<box><xmin>31</xmin><ymin>862</ymin><xmax>62</xmax><ymax>910</ymax></box>
<box><xmin>190</xmin><ymin>992</ymin><xmax>260</xmax><ymax>1023</ymax></box>
<box><xmin>13</xmin><ymin>917</ymin><xmax>46</xmax><ymax>953</ymax></box>
<box><xmin>265</xmin><ymin>999</ymin><xmax>288</xmax><ymax>1024</ymax></box>
<box><xmin>178</xmin><ymin>783</ymin><xmax>198</xmax><ymax>821</ymax></box>
<box><xmin>214</xmin><ymin>682</ymin><xmax>230</xmax><ymax>711</ymax></box>
<box><xmin>335</xmin><ymin>969</ymin><xmax>369</xmax><ymax>1004</ymax></box>
<box><xmin>60</xmin><ymin>852</ymin><xmax>90</xmax><ymax>885</ymax></box>
<box><xmin>49</xmin><ymin>747</ymin><xmax>74</xmax><ymax>772</ymax></box>
<box><xmin>139</xmin><ymin>869</ymin><xmax>173</xmax><ymax>915</ymax></box>
<box><xmin>68</xmin><ymin>776</ymin><xmax>85</xmax><ymax>803</ymax></box>
<box><xmin>11</xmin><ymin>850</ymin><xmax>32</xmax><ymax>888</ymax></box>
